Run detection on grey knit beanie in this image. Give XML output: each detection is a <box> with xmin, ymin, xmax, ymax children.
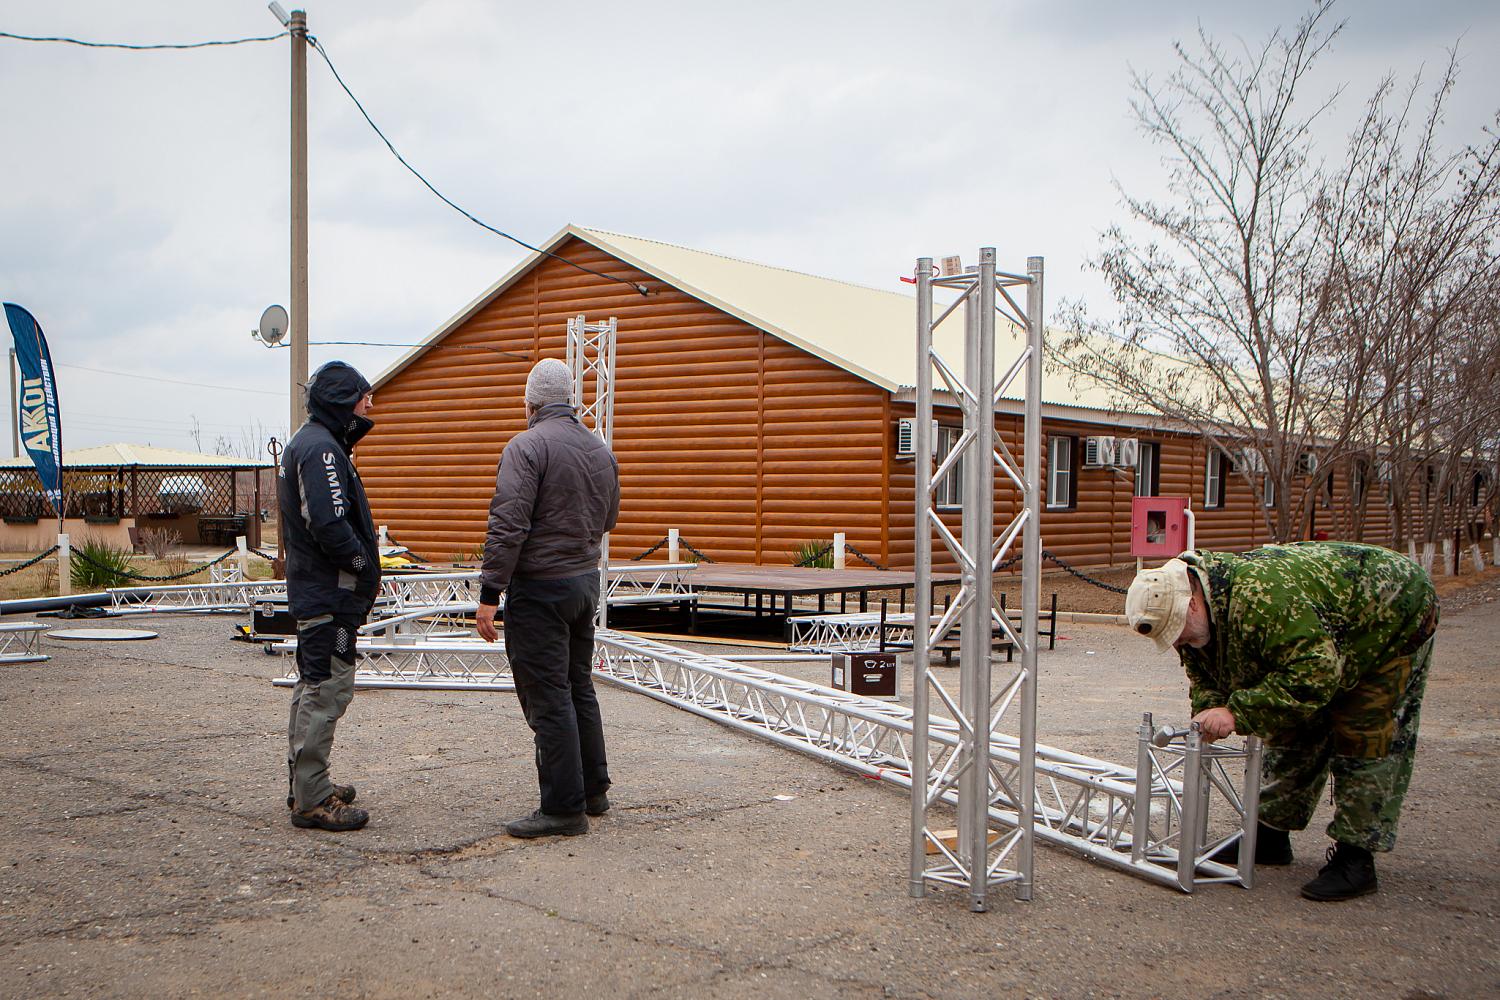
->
<box><xmin>525</xmin><ymin>357</ymin><xmax>573</xmax><ymax>407</ymax></box>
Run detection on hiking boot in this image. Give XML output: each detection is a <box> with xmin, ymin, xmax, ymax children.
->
<box><xmin>286</xmin><ymin>782</ymin><xmax>356</xmax><ymax>810</ymax></box>
<box><xmin>290</xmin><ymin>794</ymin><xmax>370</xmax><ymax>832</ymax></box>
<box><xmin>506</xmin><ymin>809</ymin><xmax>588</xmax><ymax>839</ymax></box>
<box><xmin>1209</xmin><ymin>823</ymin><xmax>1293</xmax><ymax>866</ymax></box>
<box><xmin>1300</xmin><ymin>842</ymin><xmax>1378</xmax><ymax>901</ymax></box>
<box><xmin>585</xmin><ymin>792</ymin><xmax>610</xmax><ymax>817</ymax></box>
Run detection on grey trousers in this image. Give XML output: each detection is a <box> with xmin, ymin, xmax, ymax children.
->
<box><xmin>286</xmin><ymin>615</ymin><xmax>359</xmax><ymax>811</ymax></box>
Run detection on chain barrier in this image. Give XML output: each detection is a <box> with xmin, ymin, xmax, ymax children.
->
<box><xmin>1042</xmin><ymin>549</ymin><xmax>1129</xmax><ymax>594</ymax></box>
<box><xmin>986</xmin><ymin>550</ymin><xmax>1125</xmax><ymax>593</ymax></box>
<box><xmin>0</xmin><ymin>545</ymin><xmax>60</xmax><ymax>577</ymax></box>
<box><xmin>630</xmin><ymin>536</ymin><xmax>669</xmax><ymax>561</ymax></box>
<box><xmin>250</xmin><ymin>547</ymin><xmax>278</xmax><ymax>562</ymax></box>
<box><xmin>680</xmin><ymin>539</ymin><xmax>715</xmax><ymax>564</ymax></box>
<box><xmin>71</xmin><ymin>547</ymin><xmax>240</xmax><ymax>583</ymax></box>
<box><xmin>843</xmin><ymin>544</ymin><xmax>889</xmax><ymax>571</ymax></box>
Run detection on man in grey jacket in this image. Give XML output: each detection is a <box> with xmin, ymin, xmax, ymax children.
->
<box><xmin>476</xmin><ymin>358</ymin><xmax>621</xmax><ymax>838</ymax></box>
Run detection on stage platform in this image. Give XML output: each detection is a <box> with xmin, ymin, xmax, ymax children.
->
<box><xmin>641</xmin><ymin>563</ymin><xmax>962</xmax><ymax>635</ymax></box>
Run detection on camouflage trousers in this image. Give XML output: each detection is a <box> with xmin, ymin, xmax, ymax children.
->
<box><xmin>1258</xmin><ymin>635</ymin><xmax>1432</xmax><ymax>852</ymax></box>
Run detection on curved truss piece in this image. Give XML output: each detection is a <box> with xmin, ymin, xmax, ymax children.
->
<box><xmin>0</xmin><ymin>622</ymin><xmax>49</xmax><ymax>664</ymax></box>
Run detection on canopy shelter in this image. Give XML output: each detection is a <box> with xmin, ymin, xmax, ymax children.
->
<box><xmin>0</xmin><ymin>444</ymin><xmax>273</xmax><ymax>551</ymax></box>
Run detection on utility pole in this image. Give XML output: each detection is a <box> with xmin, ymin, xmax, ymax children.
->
<box><xmin>8</xmin><ymin>348</ymin><xmax>17</xmax><ymax>457</ymax></box>
<box><xmin>289</xmin><ymin>8</ymin><xmax>309</xmax><ymax>431</ymax></box>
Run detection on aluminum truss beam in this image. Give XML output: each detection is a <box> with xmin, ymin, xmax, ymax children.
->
<box><xmin>589</xmin><ymin>630</ymin><xmax>1256</xmax><ymax>892</ymax></box>
<box><xmin>0</xmin><ymin>622</ymin><xmax>50</xmax><ymax>664</ymax></box>
<box><xmin>273</xmin><ymin>634</ymin><xmax>515</xmax><ymax>691</ymax></box>
<box><xmin>263</xmin><ymin>625</ymin><xmax>1259</xmax><ymax>891</ymax></box>
<box><xmin>568</xmin><ymin>313</ymin><xmax>618</xmax><ymax>630</ymax></box>
<box><xmin>786</xmin><ymin>611</ymin><xmax>918</xmax><ymax>653</ymax></box>
<box><xmin>910</xmin><ymin>249</ymin><xmax>1041</xmax><ymax>909</ymax></box>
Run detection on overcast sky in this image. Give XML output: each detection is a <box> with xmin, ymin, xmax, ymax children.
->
<box><xmin>2</xmin><ymin>0</ymin><xmax>1496</xmax><ymax>455</ymax></box>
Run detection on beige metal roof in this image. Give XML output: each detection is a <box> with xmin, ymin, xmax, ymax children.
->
<box><xmin>0</xmin><ymin>444</ymin><xmax>272</xmax><ymax>470</ymax></box>
<box><xmin>374</xmin><ymin>224</ymin><xmax>1125</xmax><ymax>415</ymax></box>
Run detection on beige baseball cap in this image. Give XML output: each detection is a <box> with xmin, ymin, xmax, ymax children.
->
<box><xmin>1125</xmin><ymin>558</ymin><xmax>1193</xmax><ymax>652</ymax></box>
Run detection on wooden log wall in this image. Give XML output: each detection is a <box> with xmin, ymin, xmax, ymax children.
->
<box><xmin>356</xmin><ymin>239</ymin><xmax>889</xmax><ymax>566</ymax></box>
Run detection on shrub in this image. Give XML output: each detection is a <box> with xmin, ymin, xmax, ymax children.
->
<box><xmin>139</xmin><ymin>526</ymin><xmax>181</xmax><ymax>560</ymax></box>
<box><xmin>788</xmin><ymin>539</ymin><xmax>833</xmax><ymax>569</ymax></box>
<box><xmin>71</xmin><ymin>536</ymin><xmax>135</xmax><ymax>591</ymax></box>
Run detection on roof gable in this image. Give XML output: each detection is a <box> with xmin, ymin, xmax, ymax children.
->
<box><xmin>373</xmin><ymin>225</ymin><xmax>1121</xmax><ymax>413</ymax></box>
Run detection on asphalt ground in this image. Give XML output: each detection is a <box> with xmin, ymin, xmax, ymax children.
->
<box><xmin>1</xmin><ymin>599</ymin><xmax>1496</xmax><ymax>999</ymax></box>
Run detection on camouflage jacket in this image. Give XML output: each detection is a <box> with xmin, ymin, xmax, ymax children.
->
<box><xmin>1177</xmin><ymin>542</ymin><xmax>1438</xmax><ymax>742</ymax></box>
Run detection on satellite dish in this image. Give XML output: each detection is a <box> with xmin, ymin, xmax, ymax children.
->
<box><xmin>255</xmin><ymin>304</ymin><xmax>289</xmax><ymax>346</ymax></box>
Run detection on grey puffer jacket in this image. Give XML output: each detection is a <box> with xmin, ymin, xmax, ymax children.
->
<box><xmin>479</xmin><ymin>402</ymin><xmax>620</xmax><ymax>604</ymax></box>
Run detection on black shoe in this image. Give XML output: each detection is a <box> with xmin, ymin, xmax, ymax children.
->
<box><xmin>1209</xmin><ymin>823</ymin><xmax>1293</xmax><ymax>866</ymax></box>
<box><xmin>585</xmin><ymin>792</ymin><xmax>610</xmax><ymax>817</ymax></box>
<box><xmin>1300</xmin><ymin>842</ymin><xmax>1378</xmax><ymax>901</ymax></box>
<box><xmin>506</xmin><ymin>809</ymin><xmax>588</xmax><ymax>839</ymax></box>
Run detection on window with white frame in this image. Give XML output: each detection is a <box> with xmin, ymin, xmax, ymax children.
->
<box><xmin>1134</xmin><ymin>441</ymin><xmax>1160</xmax><ymax>497</ymax></box>
<box><xmin>1205</xmin><ymin>450</ymin><xmax>1228</xmax><ymax>509</ymax></box>
<box><xmin>1352</xmin><ymin>461</ymin><xmax>1368</xmax><ymax>506</ymax></box>
<box><xmin>1047</xmin><ymin>435</ymin><xmax>1076</xmax><ymax>509</ymax></box>
<box><xmin>1264</xmin><ymin>475</ymin><xmax>1276</xmax><ymax>508</ymax></box>
<box><xmin>934</xmin><ymin>425</ymin><xmax>964</xmax><ymax>508</ymax></box>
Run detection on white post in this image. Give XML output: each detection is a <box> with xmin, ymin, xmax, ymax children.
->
<box><xmin>1420</xmin><ymin>541</ymin><xmax>1435</xmax><ymax>574</ymax></box>
<box><xmin>668</xmin><ymin>528</ymin><xmax>679</xmax><ymax>562</ymax></box>
<box><xmin>832</xmin><ymin>532</ymin><xmax>846</xmax><ymax>570</ymax></box>
<box><xmin>1469</xmin><ymin>542</ymin><xmax>1485</xmax><ymax>572</ymax></box>
<box><xmin>57</xmin><ymin>532</ymin><xmax>70</xmax><ymax>597</ymax></box>
<box><xmin>378</xmin><ymin>524</ymin><xmax>389</xmax><ymax>546</ymax></box>
<box><xmin>1440</xmin><ymin>538</ymin><xmax>1454</xmax><ymax>576</ymax></box>
<box><xmin>236</xmin><ymin>535</ymin><xmax>250</xmax><ymax>579</ymax></box>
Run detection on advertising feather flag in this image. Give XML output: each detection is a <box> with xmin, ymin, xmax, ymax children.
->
<box><xmin>4</xmin><ymin>303</ymin><xmax>64</xmax><ymax>517</ymax></box>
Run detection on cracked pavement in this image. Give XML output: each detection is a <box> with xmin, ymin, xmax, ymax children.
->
<box><xmin>1</xmin><ymin>603</ymin><xmax>1497</xmax><ymax>998</ymax></box>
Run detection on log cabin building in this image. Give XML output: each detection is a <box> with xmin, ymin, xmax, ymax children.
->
<box><xmin>360</xmin><ymin>226</ymin><xmax>1390</xmax><ymax>570</ymax></box>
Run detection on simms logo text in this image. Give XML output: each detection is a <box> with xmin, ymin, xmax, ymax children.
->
<box><xmin>322</xmin><ymin>452</ymin><xmax>345</xmax><ymax>516</ymax></box>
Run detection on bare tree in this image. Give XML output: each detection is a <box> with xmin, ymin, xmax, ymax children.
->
<box><xmin>1053</xmin><ymin>2</ymin><xmax>1500</xmax><ymax>546</ymax></box>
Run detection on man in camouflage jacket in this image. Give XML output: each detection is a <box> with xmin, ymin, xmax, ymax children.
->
<box><xmin>1126</xmin><ymin>542</ymin><xmax>1438</xmax><ymax>901</ymax></box>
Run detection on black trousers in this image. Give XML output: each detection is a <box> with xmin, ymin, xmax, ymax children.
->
<box><xmin>503</xmin><ymin>572</ymin><xmax>610</xmax><ymax>816</ymax></box>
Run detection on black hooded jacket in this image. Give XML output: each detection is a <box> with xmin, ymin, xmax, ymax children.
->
<box><xmin>276</xmin><ymin>361</ymin><xmax>382</xmax><ymax>619</ymax></box>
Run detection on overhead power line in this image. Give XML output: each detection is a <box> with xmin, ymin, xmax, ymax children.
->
<box><xmin>0</xmin><ymin>29</ymin><xmax>286</xmax><ymax>50</ymax></box>
<box><xmin>55</xmin><ymin>362</ymin><xmax>282</xmax><ymax>396</ymax></box>
<box><xmin>307</xmin><ymin>35</ymin><xmax>651</xmax><ymax>297</ymax></box>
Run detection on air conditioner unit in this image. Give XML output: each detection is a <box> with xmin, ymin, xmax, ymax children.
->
<box><xmin>1115</xmin><ymin>437</ymin><xmax>1140</xmax><ymax>468</ymax></box>
<box><xmin>1083</xmin><ymin>436</ymin><xmax>1116</xmax><ymax>468</ymax></box>
<box><xmin>896</xmin><ymin>418</ymin><xmax>940</xmax><ymax>458</ymax></box>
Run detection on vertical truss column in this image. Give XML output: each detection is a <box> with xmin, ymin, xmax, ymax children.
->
<box><xmin>567</xmin><ymin>315</ymin><xmax>618</xmax><ymax>629</ymax></box>
<box><xmin>909</xmin><ymin>249</ymin><xmax>1043</xmax><ymax>910</ymax></box>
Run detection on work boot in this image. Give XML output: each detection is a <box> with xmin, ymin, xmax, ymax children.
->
<box><xmin>286</xmin><ymin>782</ymin><xmax>356</xmax><ymax>810</ymax></box>
<box><xmin>1209</xmin><ymin>823</ymin><xmax>1293</xmax><ymax>866</ymax></box>
<box><xmin>506</xmin><ymin>809</ymin><xmax>588</xmax><ymax>839</ymax></box>
<box><xmin>585</xmin><ymin>792</ymin><xmax>610</xmax><ymax>817</ymax></box>
<box><xmin>290</xmin><ymin>794</ymin><xmax>370</xmax><ymax>832</ymax></box>
<box><xmin>1300</xmin><ymin>842</ymin><xmax>1378</xmax><ymax>901</ymax></box>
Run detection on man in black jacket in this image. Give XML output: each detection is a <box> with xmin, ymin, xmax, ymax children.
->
<box><xmin>476</xmin><ymin>357</ymin><xmax>620</xmax><ymax>838</ymax></box>
<box><xmin>278</xmin><ymin>361</ymin><xmax>382</xmax><ymax>831</ymax></box>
